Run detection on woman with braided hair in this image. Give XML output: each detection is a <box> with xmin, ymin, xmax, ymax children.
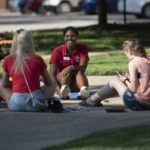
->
<box><xmin>80</xmin><ymin>39</ymin><xmax>150</xmax><ymax>111</ymax></box>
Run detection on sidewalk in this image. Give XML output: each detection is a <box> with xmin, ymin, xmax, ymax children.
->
<box><xmin>0</xmin><ymin>9</ymin><xmax>98</xmax><ymax>33</ymax></box>
<box><xmin>1</xmin><ymin>10</ymin><xmax>150</xmax><ymax>150</ymax></box>
<box><xmin>1</xmin><ymin>76</ymin><xmax>150</xmax><ymax>150</ymax></box>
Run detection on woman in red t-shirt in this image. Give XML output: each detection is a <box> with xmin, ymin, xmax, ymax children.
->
<box><xmin>0</xmin><ymin>29</ymin><xmax>56</xmax><ymax>111</ymax></box>
<box><xmin>50</xmin><ymin>26</ymin><xmax>89</xmax><ymax>99</ymax></box>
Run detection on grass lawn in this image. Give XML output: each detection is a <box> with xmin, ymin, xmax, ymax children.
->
<box><xmin>1</xmin><ymin>23</ymin><xmax>150</xmax><ymax>75</ymax></box>
<box><xmin>44</xmin><ymin>48</ymin><xmax>150</xmax><ymax>76</ymax></box>
<box><xmin>1</xmin><ymin>24</ymin><xmax>150</xmax><ymax>150</ymax></box>
<box><xmin>1</xmin><ymin>48</ymin><xmax>149</xmax><ymax>76</ymax></box>
<box><xmin>86</xmin><ymin>50</ymin><xmax>128</xmax><ymax>75</ymax></box>
<box><xmin>44</xmin><ymin>50</ymin><xmax>128</xmax><ymax>75</ymax></box>
<box><xmin>1</xmin><ymin>23</ymin><xmax>150</xmax><ymax>55</ymax></box>
<box><xmin>31</xmin><ymin>23</ymin><xmax>150</xmax><ymax>54</ymax></box>
<box><xmin>43</xmin><ymin>124</ymin><xmax>150</xmax><ymax>150</ymax></box>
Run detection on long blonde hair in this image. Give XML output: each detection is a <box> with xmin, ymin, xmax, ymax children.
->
<box><xmin>10</xmin><ymin>29</ymin><xmax>35</xmax><ymax>74</ymax></box>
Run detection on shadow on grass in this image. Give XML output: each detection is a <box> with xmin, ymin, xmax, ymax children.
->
<box><xmin>1</xmin><ymin>23</ymin><xmax>150</xmax><ymax>54</ymax></box>
<box><xmin>31</xmin><ymin>23</ymin><xmax>150</xmax><ymax>53</ymax></box>
<box><xmin>43</xmin><ymin>123</ymin><xmax>150</xmax><ymax>150</ymax></box>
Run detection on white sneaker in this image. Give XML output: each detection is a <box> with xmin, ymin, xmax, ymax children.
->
<box><xmin>80</xmin><ymin>86</ymin><xmax>89</xmax><ymax>99</ymax></box>
<box><xmin>60</xmin><ymin>85</ymin><xmax>71</xmax><ymax>99</ymax></box>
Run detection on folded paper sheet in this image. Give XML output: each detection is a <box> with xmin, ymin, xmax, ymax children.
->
<box><xmin>53</xmin><ymin>92</ymin><xmax>81</xmax><ymax>99</ymax></box>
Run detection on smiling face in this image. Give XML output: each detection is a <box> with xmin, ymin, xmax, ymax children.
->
<box><xmin>64</xmin><ymin>30</ymin><xmax>78</xmax><ymax>50</ymax></box>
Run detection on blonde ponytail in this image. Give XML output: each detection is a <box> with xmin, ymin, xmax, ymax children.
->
<box><xmin>11</xmin><ymin>29</ymin><xmax>35</xmax><ymax>74</ymax></box>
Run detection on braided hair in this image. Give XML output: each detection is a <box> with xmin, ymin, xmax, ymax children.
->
<box><xmin>123</xmin><ymin>39</ymin><xmax>146</xmax><ymax>57</ymax></box>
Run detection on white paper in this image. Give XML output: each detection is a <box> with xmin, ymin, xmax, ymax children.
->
<box><xmin>69</xmin><ymin>92</ymin><xmax>80</xmax><ymax>99</ymax></box>
<box><xmin>64</xmin><ymin>106</ymin><xmax>90</xmax><ymax>112</ymax></box>
<box><xmin>53</xmin><ymin>92</ymin><xmax>81</xmax><ymax>99</ymax></box>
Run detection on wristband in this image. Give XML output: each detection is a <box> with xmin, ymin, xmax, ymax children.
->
<box><xmin>124</xmin><ymin>78</ymin><xmax>129</xmax><ymax>84</ymax></box>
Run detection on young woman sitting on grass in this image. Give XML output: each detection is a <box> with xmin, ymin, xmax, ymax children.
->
<box><xmin>0</xmin><ymin>29</ymin><xmax>56</xmax><ymax>111</ymax></box>
<box><xmin>50</xmin><ymin>26</ymin><xmax>89</xmax><ymax>99</ymax></box>
<box><xmin>80</xmin><ymin>39</ymin><xmax>150</xmax><ymax>111</ymax></box>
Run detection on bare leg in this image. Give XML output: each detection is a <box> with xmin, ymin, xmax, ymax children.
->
<box><xmin>74</xmin><ymin>71</ymin><xmax>89</xmax><ymax>98</ymax></box>
<box><xmin>41</xmin><ymin>82</ymin><xmax>56</xmax><ymax>99</ymax></box>
<box><xmin>0</xmin><ymin>82</ymin><xmax>12</xmax><ymax>105</ymax></box>
<box><xmin>53</xmin><ymin>68</ymin><xmax>73</xmax><ymax>96</ymax></box>
<box><xmin>56</xmin><ymin>67</ymin><xmax>73</xmax><ymax>98</ymax></box>
<box><xmin>57</xmin><ymin>69</ymin><xmax>72</xmax><ymax>87</ymax></box>
<box><xmin>109</xmin><ymin>77</ymin><xmax>128</xmax><ymax>97</ymax></box>
<box><xmin>76</xmin><ymin>71</ymin><xmax>89</xmax><ymax>89</ymax></box>
<box><xmin>90</xmin><ymin>77</ymin><xmax>128</xmax><ymax>102</ymax></box>
<box><xmin>71</xmin><ymin>71</ymin><xmax>89</xmax><ymax>92</ymax></box>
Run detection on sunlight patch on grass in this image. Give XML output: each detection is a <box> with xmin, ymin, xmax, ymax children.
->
<box><xmin>43</xmin><ymin>124</ymin><xmax>150</xmax><ymax>150</ymax></box>
<box><xmin>86</xmin><ymin>51</ymin><xmax>128</xmax><ymax>75</ymax></box>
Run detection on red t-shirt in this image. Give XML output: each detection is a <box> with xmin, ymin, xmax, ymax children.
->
<box><xmin>50</xmin><ymin>44</ymin><xmax>89</xmax><ymax>74</ymax></box>
<box><xmin>2</xmin><ymin>54</ymin><xmax>47</xmax><ymax>93</ymax></box>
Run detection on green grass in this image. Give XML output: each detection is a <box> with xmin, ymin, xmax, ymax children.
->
<box><xmin>43</xmin><ymin>124</ymin><xmax>150</xmax><ymax>150</ymax></box>
<box><xmin>43</xmin><ymin>48</ymin><xmax>150</xmax><ymax>75</ymax></box>
<box><xmin>0</xmin><ymin>48</ymin><xmax>149</xmax><ymax>76</ymax></box>
<box><xmin>31</xmin><ymin>23</ymin><xmax>150</xmax><ymax>54</ymax></box>
<box><xmin>28</xmin><ymin>23</ymin><xmax>150</xmax><ymax>75</ymax></box>
<box><xmin>86</xmin><ymin>51</ymin><xmax>128</xmax><ymax>75</ymax></box>
<box><xmin>2</xmin><ymin>23</ymin><xmax>150</xmax><ymax>54</ymax></box>
<box><xmin>43</xmin><ymin>50</ymin><xmax>128</xmax><ymax>75</ymax></box>
<box><xmin>1</xmin><ymin>23</ymin><xmax>150</xmax><ymax>75</ymax></box>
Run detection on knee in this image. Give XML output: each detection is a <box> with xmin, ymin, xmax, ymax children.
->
<box><xmin>76</xmin><ymin>71</ymin><xmax>87</xmax><ymax>81</ymax></box>
<box><xmin>64</xmin><ymin>66</ymin><xmax>74</xmax><ymax>74</ymax></box>
<box><xmin>109</xmin><ymin>77</ymin><xmax>120</xmax><ymax>88</ymax></box>
<box><xmin>76</xmin><ymin>71</ymin><xmax>85</xmax><ymax>77</ymax></box>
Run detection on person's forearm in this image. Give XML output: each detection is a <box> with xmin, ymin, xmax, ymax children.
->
<box><xmin>3</xmin><ymin>81</ymin><xmax>12</xmax><ymax>88</ymax></box>
<box><xmin>8</xmin><ymin>81</ymin><xmax>12</xmax><ymax>88</ymax></box>
<box><xmin>124</xmin><ymin>78</ymin><xmax>136</xmax><ymax>92</ymax></box>
<box><xmin>50</xmin><ymin>73</ymin><xmax>57</xmax><ymax>83</ymax></box>
<box><xmin>50</xmin><ymin>74</ymin><xmax>61</xmax><ymax>95</ymax></box>
<box><xmin>71</xmin><ymin>65</ymin><xmax>86</xmax><ymax>72</ymax></box>
<box><xmin>52</xmin><ymin>77</ymin><xmax>60</xmax><ymax>96</ymax></box>
<box><xmin>49</xmin><ymin>80</ymin><xmax>56</xmax><ymax>98</ymax></box>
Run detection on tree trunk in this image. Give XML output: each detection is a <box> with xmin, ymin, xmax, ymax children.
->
<box><xmin>98</xmin><ymin>0</ymin><xmax>107</xmax><ymax>26</ymax></box>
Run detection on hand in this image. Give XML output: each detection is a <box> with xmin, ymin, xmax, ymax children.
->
<box><xmin>59</xmin><ymin>66</ymin><xmax>74</xmax><ymax>79</ymax></box>
<box><xmin>115</xmin><ymin>71</ymin><xmax>121</xmax><ymax>78</ymax></box>
<box><xmin>118</xmin><ymin>75</ymin><xmax>127</xmax><ymax>83</ymax></box>
<box><xmin>125</xmin><ymin>72</ymin><xmax>130</xmax><ymax>80</ymax></box>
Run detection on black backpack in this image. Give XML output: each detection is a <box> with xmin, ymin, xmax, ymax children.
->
<box><xmin>48</xmin><ymin>100</ymin><xmax>63</xmax><ymax>113</ymax></box>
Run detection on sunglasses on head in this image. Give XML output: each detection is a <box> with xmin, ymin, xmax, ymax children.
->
<box><xmin>16</xmin><ymin>29</ymin><xmax>24</xmax><ymax>34</ymax></box>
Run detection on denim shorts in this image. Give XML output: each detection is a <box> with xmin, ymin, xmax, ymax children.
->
<box><xmin>8</xmin><ymin>90</ymin><xmax>48</xmax><ymax>112</ymax></box>
<box><xmin>123</xmin><ymin>89</ymin><xmax>150</xmax><ymax>111</ymax></box>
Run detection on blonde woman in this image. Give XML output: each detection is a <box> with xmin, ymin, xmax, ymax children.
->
<box><xmin>80</xmin><ymin>40</ymin><xmax>150</xmax><ymax>111</ymax></box>
<box><xmin>0</xmin><ymin>29</ymin><xmax>56</xmax><ymax>111</ymax></box>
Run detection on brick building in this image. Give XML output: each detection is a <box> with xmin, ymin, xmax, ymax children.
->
<box><xmin>0</xmin><ymin>0</ymin><xmax>9</xmax><ymax>9</ymax></box>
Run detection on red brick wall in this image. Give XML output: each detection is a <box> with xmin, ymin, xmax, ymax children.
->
<box><xmin>0</xmin><ymin>0</ymin><xmax>9</xmax><ymax>9</ymax></box>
